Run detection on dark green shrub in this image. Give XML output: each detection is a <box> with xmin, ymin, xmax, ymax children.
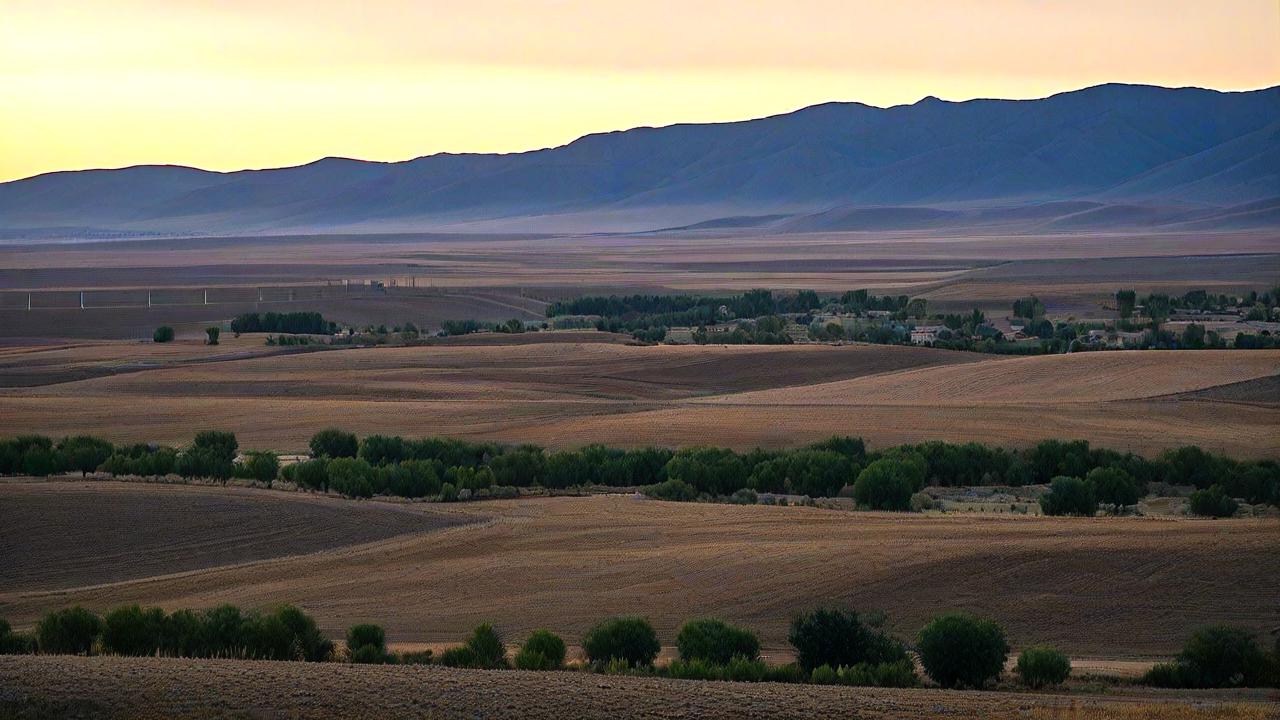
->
<box><xmin>58</xmin><ymin>436</ymin><xmax>113</xmax><ymax>476</ymax></box>
<box><xmin>152</xmin><ymin>326</ymin><xmax>174</xmax><ymax>343</ymax></box>
<box><xmin>265</xmin><ymin>605</ymin><xmax>333</xmax><ymax>662</ymax></box>
<box><xmin>675</xmin><ymin>618</ymin><xmax>760</xmax><ymax>664</ymax></box>
<box><xmin>1177</xmin><ymin>625</ymin><xmax>1270</xmax><ymax>688</ymax></box>
<box><xmin>1087</xmin><ymin>467</ymin><xmax>1140</xmax><ymax>512</ymax></box>
<box><xmin>192</xmin><ymin>430</ymin><xmax>237</xmax><ymax>463</ymax></box>
<box><xmin>159</xmin><ymin>609</ymin><xmax>203</xmax><ymax>657</ymax></box>
<box><xmin>236</xmin><ymin>452</ymin><xmax>279</xmax><ymax>484</ymax></box>
<box><xmin>1142</xmin><ymin>661</ymin><xmax>1195</xmax><ymax>688</ymax></box>
<box><xmin>346</xmin><ymin>623</ymin><xmax>388</xmax><ymax>664</ymax></box>
<box><xmin>516</xmin><ymin>629</ymin><xmax>565</xmax><ymax>670</ymax></box>
<box><xmin>465</xmin><ymin>623</ymin><xmax>508</xmax><ymax>669</ymax></box>
<box><xmin>1016</xmin><ymin>645</ymin><xmax>1071</xmax><ymax>688</ymax></box>
<box><xmin>852</xmin><ymin>455</ymin><xmax>925</xmax><ymax>511</ymax></box>
<box><xmin>916</xmin><ymin>612</ymin><xmax>1009</xmax><ymax>689</ymax></box>
<box><xmin>724</xmin><ymin>655</ymin><xmax>769</xmax><ymax>682</ymax></box>
<box><xmin>763</xmin><ymin>662</ymin><xmax>808</xmax><ymax>683</ymax></box>
<box><xmin>838</xmin><ymin>660</ymin><xmax>918</xmax><ymax>687</ymax></box>
<box><xmin>358</xmin><ymin>434</ymin><xmax>406</xmax><ymax>466</ymax></box>
<box><xmin>1188</xmin><ymin>485</ymin><xmax>1238</xmax><ymax>518</ymax></box>
<box><xmin>200</xmin><ymin>604</ymin><xmax>247</xmax><ymax>657</ymax></box>
<box><xmin>810</xmin><ymin>664</ymin><xmax>839</xmax><ymax>684</ymax></box>
<box><xmin>327</xmin><ymin>457</ymin><xmax>375</xmax><ymax>498</ymax></box>
<box><xmin>1039</xmin><ymin>476</ymin><xmax>1097</xmax><ymax>516</ymax></box>
<box><xmin>437</xmin><ymin>645</ymin><xmax>479</xmax><ymax>668</ymax></box>
<box><xmin>36</xmin><ymin>606</ymin><xmax>102</xmax><ymax>655</ymax></box>
<box><xmin>290</xmin><ymin>458</ymin><xmax>329</xmax><ymax>490</ymax></box>
<box><xmin>666</xmin><ymin>657</ymin><xmax>724</xmax><ymax>680</ymax></box>
<box><xmin>175</xmin><ymin>448</ymin><xmax>233</xmax><ymax>481</ymax></box>
<box><xmin>788</xmin><ymin>607</ymin><xmax>906</xmax><ymax>672</ymax></box>
<box><xmin>582</xmin><ymin>617</ymin><xmax>660</xmax><ymax>668</ymax></box>
<box><xmin>642</xmin><ymin>478</ymin><xmax>698</xmax><ymax>501</ymax></box>
<box><xmin>309</xmin><ymin>428</ymin><xmax>358</xmax><ymax>459</ymax></box>
<box><xmin>21</xmin><ymin>446</ymin><xmax>60</xmax><ymax>477</ymax></box>
<box><xmin>0</xmin><ymin>619</ymin><xmax>36</xmax><ymax>655</ymax></box>
<box><xmin>101</xmin><ymin>605</ymin><xmax>166</xmax><ymax>656</ymax></box>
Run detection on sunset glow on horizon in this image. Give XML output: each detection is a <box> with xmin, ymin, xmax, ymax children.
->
<box><xmin>2</xmin><ymin>0</ymin><xmax>1277</xmax><ymax>183</ymax></box>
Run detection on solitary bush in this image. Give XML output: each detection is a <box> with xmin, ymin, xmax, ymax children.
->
<box><xmin>101</xmin><ymin>604</ymin><xmax>166</xmax><ymax>656</ymax></box>
<box><xmin>309</xmin><ymin>428</ymin><xmax>358</xmax><ymax>459</ymax></box>
<box><xmin>582</xmin><ymin>617</ymin><xmax>660</xmax><ymax>668</ymax></box>
<box><xmin>36</xmin><ymin>606</ymin><xmax>102</xmax><ymax>655</ymax></box>
<box><xmin>465</xmin><ymin>623</ymin><xmax>508</xmax><ymax>669</ymax></box>
<box><xmin>346</xmin><ymin>623</ymin><xmax>388</xmax><ymax>664</ymax></box>
<box><xmin>515</xmin><ymin>629</ymin><xmax>565</xmax><ymax>670</ymax></box>
<box><xmin>676</xmin><ymin>618</ymin><xmax>760</xmax><ymax>664</ymax></box>
<box><xmin>788</xmin><ymin>607</ymin><xmax>906</xmax><ymax>672</ymax></box>
<box><xmin>1016</xmin><ymin>645</ymin><xmax>1072</xmax><ymax>688</ymax></box>
<box><xmin>205</xmin><ymin>326</ymin><xmax>220</xmax><ymax>345</ymax></box>
<box><xmin>916</xmin><ymin>613</ymin><xmax>1009</xmax><ymax>689</ymax></box>
<box><xmin>152</xmin><ymin>326</ymin><xmax>175</xmax><ymax>343</ymax></box>
<box><xmin>1188</xmin><ymin>485</ymin><xmax>1238</xmax><ymax>518</ymax></box>
<box><xmin>1039</xmin><ymin>476</ymin><xmax>1097</xmax><ymax>516</ymax></box>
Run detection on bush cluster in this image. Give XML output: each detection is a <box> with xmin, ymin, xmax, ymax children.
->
<box><xmin>1142</xmin><ymin>625</ymin><xmax>1278</xmax><ymax>688</ymax></box>
<box><xmin>25</xmin><ymin>604</ymin><xmax>332</xmax><ymax>661</ymax></box>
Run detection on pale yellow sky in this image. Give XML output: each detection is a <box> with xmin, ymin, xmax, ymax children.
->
<box><xmin>1</xmin><ymin>0</ymin><xmax>1277</xmax><ymax>182</ymax></box>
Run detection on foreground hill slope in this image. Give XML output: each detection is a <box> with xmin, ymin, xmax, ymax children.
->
<box><xmin>1</xmin><ymin>84</ymin><xmax>1276</xmax><ymax>236</ymax></box>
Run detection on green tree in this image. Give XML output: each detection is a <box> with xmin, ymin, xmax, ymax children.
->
<box><xmin>346</xmin><ymin>623</ymin><xmax>388</xmax><ymax>664</ymax></box>
<box><xmin>582</xmin><ymin>617</ymin><xmax>660</xmax><ymax>668</ymax></box>
<box><xmin>788</xmin><ymin>607</ymin><xmax>905</xmax><ymax>672</ymax></box>
<box><xmin>1115</xmin><ymin>290</ymin><xmax>1136</xmax><ymax>318</ymax></box>
<box><xmin>101</xmin><ymin>604</ymin><xmax>166</xmax><ymax>656</ymax></box>
<box><xmin>58</xmin><ymin>435</ymin><xmax>113</xmax><ymax>476</ymax></box>
<box><xmin>1087</xmin><ymin>467</ymin><xmax>1140</xmax><ymax>512</ymax></box>
<box><xmin>1187</xmin><ymin>485</ymin><xmax>1238</xmax><ymax>518</ymax></box>
<box><xmin>916</xmin><ymin>613</ymin><xmax>1009</xmax><ymax>689</ymax></box>
<box><xmin>464</xmin><ymin>623</ymin><xmax>508</xmax><ymax>669</ymax></box>
<box><xmin>152</xmin><ymin>326</ymin><xmax>175</xmax><ymax>343</ymax></box>
<box><xmin>852</xmin><ymin>455</ymin><xmax>925</xmax><ymax>511</ymax></box>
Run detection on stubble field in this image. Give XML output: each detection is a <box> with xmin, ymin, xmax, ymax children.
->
<box><xmin>0</xmin><ymin>336</ymin><xmax>1275</xmax><ymax>457</ymax></box>
<box><xmin>3</xmin><ymin>483</ymin><xmax>1277</xmax><ymax>662</ymax></box>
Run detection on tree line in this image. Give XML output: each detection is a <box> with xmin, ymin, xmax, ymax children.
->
<box><xmin>3</xmin><ymin>432</ymin><xmax>1276</xmax><ymax>514</ymax></box>
<box><xmin>4</xmin><ymin>604</ymin><xmax>1275</xmax><ymax>691</ymax></box>
<box><xmin>229</xmin><ymin>311</ymin><xmax>337</xmax><ymax>336</ymax></box>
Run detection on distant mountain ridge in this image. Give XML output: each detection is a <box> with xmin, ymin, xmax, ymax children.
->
<box><xmin>2</xmin><ymin>83</ymin><xmax>1277</xmax><ymax>238</ymax></box>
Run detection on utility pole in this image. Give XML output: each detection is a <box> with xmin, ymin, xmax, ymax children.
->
<box><xmin>203</xmin><ymin>289</ymin><xmax>208</xmax><ymax>305</ymax></box>
<box><xmin>147</xmin><ymin>290</ymin><xmax>152</xmax><ymax>308</ymax></box>
<box><xmin>80</xmin><ymin>291</ymin><xmax>85</xmax><ymax>310</ymax></box>
<box><xmin>27</xmin><ymin>292</ymin><xmax>32</xmax><ymax>311</ymax></box>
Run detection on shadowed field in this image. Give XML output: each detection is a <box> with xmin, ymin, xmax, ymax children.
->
<box><xmin>2</xmin><ymin>655</ymin><xmax>1275</xmax><ymax>720</ymax></box>
<box><xmin>0</xmin><ymin>482</ymin><xmax>469</xmax><ymax>592</ymax></box>
<box><xmin>3</xmin><ymin>488</ymin><xmax>1276</xmax><ymax>660</ymax></box>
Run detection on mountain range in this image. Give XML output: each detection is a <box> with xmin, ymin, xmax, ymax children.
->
<box><xmin>2</xmin><ymin>83</ymin><xmax>1277</xmax><ymax>239</ymax></box>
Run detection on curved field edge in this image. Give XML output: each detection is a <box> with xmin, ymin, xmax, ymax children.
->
<box><xmin>1</xmin><ymin>656</ymin><xmax>1275</xmax><ymax>720</ymax></box>
<box><xmin>0</xmin><ymin>480</ymin><xmax>482</xmax><ymax>593</ymax></box>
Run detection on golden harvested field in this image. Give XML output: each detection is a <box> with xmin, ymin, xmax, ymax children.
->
<box><xmin>3</xmin><ymin>484</ymin><xmax>1277</xmax><ymax>661</ymax></box>
<box><xmin>0</xmin><ymin>337</ymin><xmax>1275</xmax><ymax>457</ymax></box>
<box><xmin>2</xmin><ymin>656</ymin><xmax>1277</xmax><ymax>720</ymax></box>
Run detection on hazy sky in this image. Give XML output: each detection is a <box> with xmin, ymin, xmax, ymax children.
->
<box><xmin>2</xmin><ymin>0</ymin><xmax>1277</xmax><ymax>182</ymax></box>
